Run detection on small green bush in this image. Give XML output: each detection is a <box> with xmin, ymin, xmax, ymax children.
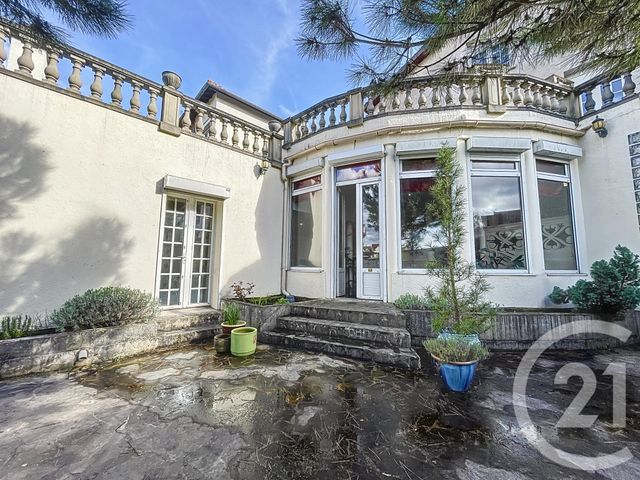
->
<box><xmin>222</xmin><ymin>303</ymin><xmax>241</xmax><ymax>325</ymax></box>
<box><xmin>1</xmin><ymin>315</ymin><xmax>33</xmax><ymax>339</ymax></box>
<box><xmin>394</xmin><ymin>293</ymin><xmax>431</xmax><ymax>310</ymax></box>
<box><xmin>50</xmin><ymin>287</ymin><xmax>158</xmax><ymax>332</ymax></box>
<box><xmin>550</xmin><ymin>245</ymin><xmax>640</xmax><ymax>316</ymax></box>
<box><xmin>423</xmin><ymin>337</ymin><xmax>489</xmax><ymax>363</ymax></box>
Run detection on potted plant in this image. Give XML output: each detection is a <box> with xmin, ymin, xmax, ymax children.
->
<box><xmin>423</xmin><ymin>337</ymin><xmax>489</xmax><ymax>392</ymax></box>
<box><xmin>230</xmin><ymin>326</ymin><xmax>258</xmax><ymax>357</ymax></box>
<box><xmin>221</xmin><ymin>303</ymin><xmax>246</xmax><ymax>335</ymax></box>
<box><xmin>424</xmin><ymin>146</ymin><xmax>497</xmax><ymax>344</ymax></box>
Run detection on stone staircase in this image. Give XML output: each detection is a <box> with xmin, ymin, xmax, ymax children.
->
<box><xmin>260</xmin><ymin>300</ymin><xmax>420</xmax><ymax>370</ymax></box>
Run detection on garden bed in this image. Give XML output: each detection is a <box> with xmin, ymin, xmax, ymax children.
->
<box><xmin>403</xmin><ymin>309</ymin><xmax>640</xmax><ymax>350</ymax></box>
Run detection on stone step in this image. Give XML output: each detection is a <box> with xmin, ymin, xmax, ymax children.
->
<box><xmin>289</xmin><ymin>302</ymin><xmax>406</xmax><ymax>328</ymax></box>
<box><xmin>260</xmin><ymin>331</ymin><xmax>421</xmax><ymax>370</ymax></box>
<box><xmin>277</xmin><ymin>316</ymin><xmax>411</xmax><ymax>348</ymax></box>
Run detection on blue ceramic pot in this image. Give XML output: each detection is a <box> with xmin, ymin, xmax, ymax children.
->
<box><xmin>432</xmin><ymin>354</ymin><xmax>479</xmax><ymax>392</ymax></box>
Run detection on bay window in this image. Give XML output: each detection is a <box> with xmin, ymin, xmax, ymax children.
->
<box><xmin>471</xmin><ymin>160</ymin><xmax>528</xmax><ymax>270</ymax></box>
<box><xmin>399</xmin><ymin>158</ymin><xmax>444</xmax><ymax>269</ymax></box>
<box><xmin>536</xmin><ymin>160</ymin><xmax>578</xmax><ymax>271</ymax></box>
<box><xmin>290</xmin><ymin>174</ymin><xmax>322</xmax><ymax>268</ymax></box>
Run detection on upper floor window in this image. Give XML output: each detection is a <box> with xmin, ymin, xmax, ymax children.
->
<box><xmin>472</xmin><ymin>45</ymin><xmax>511</xmax><ymax>66</ymax></box>
<box><xmin>536</xmin><ymin>160</ymin><xmax>578</xmax><ymax>271</ymax></box>
<box><xmin>471</xmin><ymin>159</ymin><xmax>527</xmax><ymax>270</ymax></box>
<box><xmin>398</xmin><ymin>158</ymin><xmax>444</xmax><ymax>269</ymax></box>
<box><xmin>291</xmin><ymin>174</ymin><xmax>323</xmax><ymax>268</ymax></box>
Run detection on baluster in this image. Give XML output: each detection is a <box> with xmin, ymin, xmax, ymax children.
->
<box><xmin>378</xmin><ymin>95</ymin><xmax>386</xmax><ymax>113</ymax></box>
<box><xmin>458</xmin><ymin>82</ymin><xmax>468</xmax><ymax>105</ymax></box>
<box><xmin>207</xmin><ymin>113</ymin><xmax>217</xmax><ymax>140</ymax></box>
<box><xmin>67</xmin><ymin>56</ymin><xmax>84</xmax><ymax>92</ymax></box>
<box><xmin>194</xmin><ymin>108</ymin><xmax>204</xmax><ymax>135</ymax></box>
<box><xmin>181</xmin><ymin>104</ymin><xmax>193</xmax><ymax>132</ymax></box>
<box><xmin>557</xmin><ymin>92</ymin><xmax>568</xmax><ymax>115</ymax></box>
<box><xmin>220</xmin><ymin>119</ymin><xmax>229</xmax><ymax>143</ymax></box>
<box><xmin>232</xmin><ymin>123</ymin><xmax>239</xmax><ymax>146</ymax></box>
<box><xmin>16</xmin><ymin>41</ymin><xmax>34</xmax><ymax>76</ymax></box>
<box><xmin>88</xmin><ymin>65</ymin><xmax>105</xmax><ymax>98</ymax></box>
<box><xmin>418</xmin><ymin>87</ymin><xmax>427</xmax><ymax>108</ymax></box>
<box><xmin>392</xmin><ymin>90</ymin><xmax>401</xmax><ymax>110</ymax></box>
<box><xmin>532</xmin><ymin>85</ymin><xmax>542</xmax><ymax>108</ymax></box>
<box><xmin>253</xmin><ymin>131</ymin><xmax>261</xmax><ymax>154</ymax></box>
<box><xmin>130</xmin><ymin>81</ymin><xmax>142</xmax><ymax>113</ymax></box>
<box><xmin>541</xmin><ymin>87</ymin><xmax>551</xmax><ymax>110</ymax></box>
<box><xmin>329</xmin><ymin>103</ymin><xmax>337</xmax><ymax>126</ymax></box>
<box><xmin>242</xmin><ymin>128</ymin><xmax>250</xmax><ymax>149</ymax></box>
<box><xmin>601</xmin><ymin>81</ymin><xmax>614</xmax><ymax>106</ymax></box>
<box><xmin>512</xmin><ymin>81</ymin><xmax>523</xmax><ymax>106</ymax></box>
<box><xmin>111</xmin><ymin>74</ymin><xmax>124</xmax><ymax>106</ymax></box>
<box><xmin>431</xmin><ymin>86</ymin><xmax>441</xmax><ymax>107</ymax></box>
<box><xmin>319</xmin><ymin>106</ymin><xmax>327</xmax><ymax>128</ymax></box>
<box><xmin>44</xmin><ymin>49</ymin><xmax>61</xmax><ymax>84</ymax></box>
<box><xmin>262</xmin><ymin>135</ymin><xmax>269</xmax><ymax>157</ymax></box>
<box><xmin>293</xmin><ymin>119</ymin><xmax>301</xmax><ymax>139</ymax></box>
<box><xmin>365</xmin><ymin>95</ymin><xmax>375</xmax><ymax>115</ymax></box>
<box><xmin>310</xmin><ymin>112</ymin><xmax>317</xmax><ymax>133</ymax></box>
<box><xmin>471</xmin><ymin>80</ymin><xmax>482</xmax><ymax>105</ymax></box>
<box><xmin>339</xmin><ymin>99</ymin><xmax>348</xmax><ymax>123</ymax></box>
<box><xmin>404</xmin><ymin>87</ymin><xmax>413</xmax><ymax>109</ymax></box>
<box><xmin>583</xmin><ymin>90</ymin><xmax>596</xmax><ymax>112</ymax></box>
<box><xmin>0</xmin><ymin>27</ymin><xmax>7</xmax><ymax>67</ymax></box>
<box><xmin>549</xmin><ymin>89</ymin><xmax>560</xmax><ymax>112</ymax></box>
<box><xmin>623</xmin><ymin>72</ymin><xmax>637</xmax><ymax>97</ymax></box>
<box><xmin>301</xmin><ymin>115</ymin><xmax>309</xmax><ymax>136</ymax></box>
<box><xmin>523</xmin><ymin>82</ymin><xmax>533</xmax><ymax>106</ymax></box>
<box><xmin>147</xmin><ymin>87</ymin><xmax>159</xmax><ymax>118</ymax></box>
<box><xmin>445</xmin><ymin>86</ymin><xmax>453</xmax><ymax>106</ymax></box>
<box><xmin>501</xmin><ymin>80</ymin><xmax>511</xmax><ymax>105</ymax></box>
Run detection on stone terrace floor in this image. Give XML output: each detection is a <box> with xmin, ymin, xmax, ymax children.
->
<box><xmin>2</xmin><ymin>345</ymin><xmax>640</xmax><ymax>479</ymax></box>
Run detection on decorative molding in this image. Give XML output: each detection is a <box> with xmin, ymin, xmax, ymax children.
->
<box><xmin>533</xmin><ymin>140</ymin><xmax>583</xmax><ymax>160</ymax></box>
<box><xmin>163</xmin><ymin>175</ymin><xmax>231</xmax><ymax>199</ymax></box>
<box><xmin>395</xmin><ymin>138</ymin><xmax>457</xmax><ymax>157</ymax></box>
<box><xmin>286</xmin><ymin>156</ymin><xmax>325</xmax><ymax>178</ymax></box>
<box><xmin>326</xmin><ymin>144</ymin><xmax>384</xmax><ymax>165</ymax></box>
<box><xmin>466</xmin><ymin>136</ymin><xmax>531</xmax><ymax>153</ymax></box>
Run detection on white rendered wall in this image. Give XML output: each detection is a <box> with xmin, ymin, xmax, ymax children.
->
<box><xmin>0</xmin><ymin>73</ymin><xmax>284</xmax><ymax>316</ymax></box>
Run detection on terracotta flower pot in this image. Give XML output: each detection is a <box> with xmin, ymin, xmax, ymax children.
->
<box><xmin>221</xmin><ymin>321</ymin><xmax>246</xmax><ymax>335</ymax></box>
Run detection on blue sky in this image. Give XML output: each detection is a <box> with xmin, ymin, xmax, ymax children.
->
<box><xmin>58</xmin><ymin>0</ymin><xmax>351</xmax><ymax>118</ymax></box>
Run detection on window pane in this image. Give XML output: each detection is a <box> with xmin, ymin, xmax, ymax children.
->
<box><xmin>536</xmin><ymin>160</ymin><xmax>566</xmax><ymax>176</ymax></box>
<box><xmin>400</xmin><ymin>177</ymin><xmax>444</xmax><ymax>268</ymax></box>
<box><xmin>361</xmin><ymin>184</ymin><xmax>380</xmax><ymax>269</ymax></box>
<box><xmin>538</xmin><ymin>179</ymin><xmax>577</xmax><ymax>270</ymax></box>
<box><xmin>402</xmin><ymin>158</ymin><xmax>437</xmax><ymax>172</ymax></box>
<box><xmin>291</xmin><ymin>190</ymin><xmax>322</xmax><ymax>267</ymax></box>
<box><xmin>336</xmin><ymin>161</ymin><xmax>381</xmax><ymax>182</ymax></box>
<box><xmin>293</xmin><ymin>175</ymin><xmax>322</xmax><ymax>191</ymax></box>
<box><xmin>471</xmin><ymin>161</ymin><xmax>517</xmax><ymax>170</ymax></box>
<box><xmin>472</xmin><ymin>176</ymin><xmax>527</xmax><ymax>269</ymax></box>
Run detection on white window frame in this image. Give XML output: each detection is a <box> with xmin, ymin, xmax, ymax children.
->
<box><xmin>289</xmin><ymin>172</ymin><xmax>323</xmax><ymax>272</ymax></box>
<box><xmin>155</xmin><ymin>193</ymin><xmax>218</xmax><ymax>309</ymax></box>
<box><xmin>469</xmin><ymin>154</ymin><xmax>532</xmax><ymax>274</ymax></box>
<box><xmin>535</xmin><ymin>157</ymin><xmax>581</xmax><ymax>274</ymax></box>
<box><xmin>396</xmin><ymin>155</ymin><xmax>439</xmax><ymax>273</ymax></box>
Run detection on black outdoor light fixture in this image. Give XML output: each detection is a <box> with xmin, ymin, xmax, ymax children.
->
<box><xmin>592</xmin><ymin>116</ymin><xmax>608</xmax><ymax>137</ymax></box>
<box><xmin>260</xmin><ymin>157</ymin><xmax>270</xmax><ymax>175</ymax></box>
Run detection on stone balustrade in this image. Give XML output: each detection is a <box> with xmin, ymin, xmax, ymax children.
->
<box><xmin>0</xmin><ymin>21</ymin><xmax>279</xmax><ymax>162</ymax></box>
<box><xmin>574</xmin><ymin>72</ymin><xmax>638</xmax><ymax>117</ymax></box>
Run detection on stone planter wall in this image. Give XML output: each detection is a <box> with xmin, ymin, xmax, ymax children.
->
<box><xmin>221</xmin><ymin>299</ymin><xmax>291</xmax><ymax>333</ymax></box>
<box><xmin>404</xmin><ymin>309</ymin><xmax>640</xmax><ymax>350</ymax></box>
<box><xmin>0</xmin><ymin>309</ymin><xmax>219</xmax><ymax>379</ymax></box>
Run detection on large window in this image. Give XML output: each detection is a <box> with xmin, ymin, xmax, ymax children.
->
<box><xmin>290</xmin><ymin>174</ymin><xmax>322</xmax><ymax>268</ymax></box>
<box><xmin>471</xmin><ymin>160</ymin><xmax>527</xmax><ymax>270</ymax></box>
<box><xmin>536</xmin><ymin>160</ymin><xmax>578</xmax><ymax>271</ymax></box>
<box><xmin>399</xmin><ymin>158</ymin><xmax>443</xmax><ymax>269</ymax></box>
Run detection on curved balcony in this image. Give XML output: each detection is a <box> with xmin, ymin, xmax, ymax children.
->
<box><xmin>282</xmin><ymin>69</ymin><xmax>639</xmax><ymax>159</ymax></box>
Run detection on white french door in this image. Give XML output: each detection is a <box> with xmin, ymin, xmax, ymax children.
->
<box><xmin>157</xmin><ymin>195</ymin><xmax>215</xmax><ymax>308</ymax></box>
<box><xmin>356</xmin><ymin>181</ymin><xmax>383</xmax><ymax>300</ymax></box>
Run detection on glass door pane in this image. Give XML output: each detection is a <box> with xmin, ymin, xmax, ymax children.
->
<box><xmin>189</xmin><ymin>201</ymin><xmax>214</xmax><ymax>304</ymax></box>
<box><xmin>358</xmin><ymin>182</ymin><xmax>382</xmax><ymax>299</ymax></box>
<box><xmin>159</xmin><ymin>196</ymin><xmax>186</xmax><ymax>306</ymax></box>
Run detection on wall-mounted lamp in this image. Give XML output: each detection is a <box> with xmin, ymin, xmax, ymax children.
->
<box><xmin>260</xmin><ymin>158</ymin><xmax>270</xmax><ymax>175</ymax></box>
<box><xmin>592</xmin><ymin>116</ymin><xmax>608</xmax><ymax>138</ymax></box>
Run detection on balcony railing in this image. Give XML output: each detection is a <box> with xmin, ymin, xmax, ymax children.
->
<box><xmin>282</xmin><ymin>67</ymin><xmax>638</xmax><ymax>147</ymax></box>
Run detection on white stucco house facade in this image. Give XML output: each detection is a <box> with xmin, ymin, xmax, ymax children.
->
<box><xmin>1</xmin><ymin>23</ymin><xmax>639</xmax><ymax>316</ymax></box>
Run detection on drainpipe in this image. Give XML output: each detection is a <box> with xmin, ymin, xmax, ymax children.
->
<box><xmin>280</xmin><ymin>159</ymin><xmax>292</xmax><ymax>297</ymax></box>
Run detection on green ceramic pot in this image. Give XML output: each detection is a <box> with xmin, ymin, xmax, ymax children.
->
<box><xmin>230</xmin><ymin>327</ymin><xmax>257</xmax><ymax>357</ymax></box>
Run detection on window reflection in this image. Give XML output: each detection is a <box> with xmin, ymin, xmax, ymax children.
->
<box><xmin>538</xmin><ymin>179</ymin><xmax>577</xmax><ymax>270</ymax></box>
